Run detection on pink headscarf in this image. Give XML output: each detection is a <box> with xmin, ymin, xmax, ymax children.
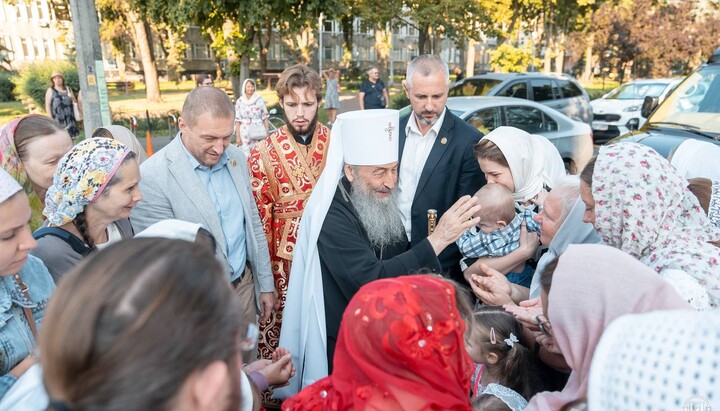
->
<box><xmin>525</xmin><ymin>244</ymin><xmax>690</xmax><ymax>410</ymax></box>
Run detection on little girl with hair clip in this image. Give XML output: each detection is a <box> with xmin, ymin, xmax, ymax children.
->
<box><xmin>465</xmin><ymin>306</ymin><xmax>539</xmax><ymax>401</ymax></box>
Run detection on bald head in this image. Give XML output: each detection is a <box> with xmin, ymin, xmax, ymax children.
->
<box><xmin>181</xmin><ymin>87</ymin><xmax>234</xmax><ymax>127</ymax></box>
<box><xmin>475</xmin><ymin>184</ymin><xmax>516</xmax><ymax>224</ymax></box>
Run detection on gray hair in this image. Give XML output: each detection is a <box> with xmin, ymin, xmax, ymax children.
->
<box><xmin>405</xmin><ymin>55</ymin><xmax>450</xmax><ymax>88</ymax></box>
<box><xmin>549</xmin><ymin>175</ymin><xmax>581</xmax><ymax>222</ymax></box>
<box><xmin>181</xmin><ymin>86</ymin><xmax>234</xmax><ymax>127</ymax></box>
<box><xmin>366</xmin><ymin>67</ymin><xmax>378</xmax><ymax>76</ymax></box>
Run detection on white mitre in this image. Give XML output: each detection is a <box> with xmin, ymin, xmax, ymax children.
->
<box><xmin>340</xmin><ymin>109</ymin><xmax>399</xmax><ymax>166</ymax></box>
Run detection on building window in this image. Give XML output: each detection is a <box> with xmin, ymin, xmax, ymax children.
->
<box><xmin>34</xmin><ymin>38</ymin><xmax>44</xmax><ymax>58</ymax></box>
<box><xmin>407</xmin><ymin>25</ymin><xmax>417</xmax><ymax>36</ymax></box>
<box><xmin>192</xmin><ymin>44</ymin><xmax>211</xmax><ymax>60</ymax></box>
<box><xmin>323</xmin><ymin>46</ymin><xmax>333</xmax><ymax>61</ymax></box>
<box><xmin>323</xmin><ymin>20</ymin><xmax>334</xmax><ymax>33</ymax></box>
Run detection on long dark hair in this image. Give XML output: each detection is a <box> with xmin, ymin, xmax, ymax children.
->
<box><xmin>40</xmin><ymin>238</ymin><xmax>244</xmax><ymax>410</ymax></box>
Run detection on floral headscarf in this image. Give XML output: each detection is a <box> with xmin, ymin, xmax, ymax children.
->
<box><xmin>282</xmin><ymin>275</ymin><xmax>474</xmax><ymax>411</ymax></box>
<box><xmin>0</xmin><ymin>115</ymin><xmax>47</xmax><ymax>229</ymax></box>
<box><xmin>44</xmin><ymin>138</ymin><xmax>129</xmax><ymax>226</ymax></box>
<box><xmin>592</xmin><ymin>143</ymin><xmax>720</xmax><ymax>308</ymax></box>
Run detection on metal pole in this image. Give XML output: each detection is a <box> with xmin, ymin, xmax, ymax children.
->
<box><xmin>68</xmin><ymin>0</ymin><xmax>111</xmax><ymax>133</ymax></box>
<box><xmin>318</xmin><ymin>13</ymin><xmax>324</xmax><ymax>73</ymax></box>
<box><xmin>388</xmin><ymin>21</ymin><xmax>394</xmax><ymax>86</ymax></box>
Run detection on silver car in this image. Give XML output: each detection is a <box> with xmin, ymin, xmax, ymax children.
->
<box><xmin>402</xmin><ymin>96</ymin><xmax>594</xmax><ymax>174</ymax></box>
<box><xmin>449</xmin><ymin>73</ymin><xmax>594</xmax><ymax>124</ymax></box>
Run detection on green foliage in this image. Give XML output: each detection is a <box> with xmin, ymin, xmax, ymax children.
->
<box><xmin>390</xmin><ymin>92</ymin><xmax>409</xmax><ymax>110</ymax></box>
<box><xmin>490</xmin><ymin>43</ymin><xmax>540</xmax><ymax>73</ymax></box>
<box><xmin>12</xmin><ymin>61</ymin><xmax>79</xmax><ymax>110</ymax></box>
<box><xmin>0</xmin><ymin>72</ymin><xmax>16</xmax><ymax>102</ymax></box>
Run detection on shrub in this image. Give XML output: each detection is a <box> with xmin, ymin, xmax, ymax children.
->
<box><xmin>12</xmin><ymin>61</ymin><xmax>79</xmax><ymax>111</ymax></box>
<box><xmin>0</xmin><ymin>72</ymin><xmax>16</xmax><ymax>102</ymax></box>
<box><xmin>390</xmin><ymin>92</ymin><xmax>409</xmax><ymax>110</ymax></box>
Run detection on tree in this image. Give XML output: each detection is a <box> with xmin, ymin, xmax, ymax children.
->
<box><xmin>490</xmin><ymin>42</ymin><xmax>540</xmax><ymax>72</ymax></box>
<box><xmin>97</xmin><ymin>0</ymin><xmax>162</xmax><ymax>102</ymax></box>
<box><xmin>405</xmin><ymin>0</ymin><xmax>495</xmax><ymax>55</ymax></box>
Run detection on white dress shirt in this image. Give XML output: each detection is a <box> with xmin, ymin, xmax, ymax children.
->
<box><xmin>398</xmin><ymin>108</ymin><xmax>447</xmax><ymax>241</ymax></box>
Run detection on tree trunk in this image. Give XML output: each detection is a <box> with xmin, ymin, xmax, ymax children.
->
<box><xmin>465</xmin><ymin>38</ymin><xmax>476</xmax><ymax>77</ymax></box>
<box><xmin>341</xmin><ymin>15</ymin><xmax>354</xmax><ymax>59</ymax></box>
<box><xmin>582</xmin><ymin>35</ymin><xmax>594</xmax><ymax>81</ymax></box>
<box><xmin>374</xmin><ymin>22</ymin><xmax>391</xmax><ymax>79</ymax></box>
<box><xmin>258</xmin><ymin>21</ymin><xmax>272</xmax><ymax>72</ymax></box>
<box><xmin>126</xmin><ymin>8</ymin><xmax>161</xmax><ymax>103</ymax></box>
<box><xmin>431</xmin><ymin>29</ymin><xmax>442</xmax><ymax>56</ymax></box>
<box><xmin>282</xmin><ymin>26</ymin><xmax>316</xmax><ymax>65</ymax></box>
<box><xmin>554</xmin><ymin>33</ymin><xmax>565</xmax><ymax>73</ymax></box>
<box><xmin>418</xmin><ymin>23</ymin><xmax>430</xmax><ymax>55</ymax></box>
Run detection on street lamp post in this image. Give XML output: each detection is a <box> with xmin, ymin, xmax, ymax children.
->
<box><xmin>318</xmin><ymin>13</ymin><xmax>324</xmax><ymax>74</ymax></box>
<box><xmin>69</xmin><ymin>0</ymin><xmax>111</xmax><ymax>132</ymax></box>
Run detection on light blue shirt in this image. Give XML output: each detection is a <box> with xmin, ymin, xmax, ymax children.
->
<box><xmin>181</xmin><ymin>139</ymin><xmax>246</xmax><ymax>281</ymax></box>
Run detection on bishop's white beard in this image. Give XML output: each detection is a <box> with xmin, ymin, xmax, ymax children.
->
<box><xmin>349</xmin><ymin>181</ymin><xmax>406</xmax><ymax>251</ymax></box>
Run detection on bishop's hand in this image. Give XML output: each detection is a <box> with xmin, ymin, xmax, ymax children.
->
<box><xmin>427</xmin><ymin>195</ymin><xmax>481</xmax><ymax>255</ymax></box>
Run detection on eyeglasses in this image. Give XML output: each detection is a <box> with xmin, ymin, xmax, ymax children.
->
<box><xmin>535</xmin><ymin>314</ymin><xmax>552</xmax><ymax>337</ymax></box>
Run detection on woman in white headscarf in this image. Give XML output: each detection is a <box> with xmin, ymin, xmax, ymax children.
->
<box><xmin>466</xmin><ymin>127</ymin><xmax>566</xmax><ymax>277</ymax></box>
<box><xmin>235</xmin><ymin>79</ymin><xmax>270</xmax><ymax>156</ymax></box>
<box><xmin>135</xmin><ymin>219</ymin><xmax>216</xmax><ymax>254</ymax></box>
<box><xmin>669</xmin><ymin>139</ymin><xmax>720</xmax><ymax>181</ymax></box>
<box><xmin>92</xmin><ymin>125</ymin><xmax>148</xmax><ymax>164</ymax></box>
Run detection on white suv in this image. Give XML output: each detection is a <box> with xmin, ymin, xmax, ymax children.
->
<box><xmin>590</xmin><ymin>79</ymin><xmax>681</xmax><ymax>144</ymax></box>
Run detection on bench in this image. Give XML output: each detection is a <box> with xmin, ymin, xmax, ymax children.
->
<box><xmin>106</xmin><ymin>81</ymin><xmax>135</xmax><ymax>92</ymax></box>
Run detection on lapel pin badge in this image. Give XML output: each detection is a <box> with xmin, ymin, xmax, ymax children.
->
<box><xmin>440</xmin><ymin>137</ymin><xmax>447</xmax><ymax>145</ymax></box>
<box><xmin>230</xmin><ymin>159</ymin><xmax>238</xmax><ymax>167</ymax></box>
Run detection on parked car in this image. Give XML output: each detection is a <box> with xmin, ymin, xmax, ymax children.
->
<box><xmin>590</xmin><ymin>78</ymin><xmax>682</xmax><ymax>144</ymax></box>
<box><xmin>448</xmin><ymin>73</ymin><xmax>593</xmax><ymax>124</ymax></box>
<box><xmin>607</xmin><ymin>48</ymin><xmax>720</xmax><ymax>157</ymax></box>
<box><xmin>401</xmin><ymin>96</ymin><xmax>594</xmax><ymax>173</ymax></box>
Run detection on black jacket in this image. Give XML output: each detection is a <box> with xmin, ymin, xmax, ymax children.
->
<box><xmin>399</xmin><ymin>109</ymin><xmax>485</xmax><ymax>283</ymax></box>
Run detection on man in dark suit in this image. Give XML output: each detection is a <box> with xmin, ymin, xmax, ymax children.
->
<box><xmin>398</xmin><ymin>54</ymin><xmax>485</xmax><ymax>284</ymax></box>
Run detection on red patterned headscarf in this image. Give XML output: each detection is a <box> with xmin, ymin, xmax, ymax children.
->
<box><xmin>282</xmin><ymin>275</ymin><xmax>474</xmax><ymax>411</ymax></box>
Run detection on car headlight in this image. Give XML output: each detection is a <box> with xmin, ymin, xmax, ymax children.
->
<box><xmin>623</xmin><ymin>105</ymin><xmax>641</xmax><ymax>112</ymax></box>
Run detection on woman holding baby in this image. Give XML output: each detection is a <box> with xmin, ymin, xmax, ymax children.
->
<box><xmin>463</xmin><ymin>127</ymin><xmax>565</xmax><ymax>303</ymax></box>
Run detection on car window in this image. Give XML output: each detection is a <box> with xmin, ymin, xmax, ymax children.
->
<box><xmin>449</xmin><ymin>78</ymin><xmax>502</xmax><ymax>97</ymax></box>
<box><xmin>531</xmin><ymin>79</ymin><xmax>555</xmax><ymax>101</ymax></box>
<box><xmin>649</xmin><ymin>65</ymin><xmax>720</xmax><ymax>134</ymax></box>
<box><xmin>505</xmin><ymin>106</ymin><xmax>556</xmax><ymax>133</ymax></box>
<box><xmin>558</xmin><ymin>80</ymin><xmax>583</xmax><ymax>98</ymax></box>
<box><xmin>500</xmin><ymin>81</ymin><xmax>528</xmax><ymax>99</ymax></box>
<box><xmin>465</xmin><ymin>108</ymin><xmax>501</xmax><ymax>134</ymax></box>
<box><xmin>543</xmin><ymin>113</ymin><xmax>558</xmax><ymax>131</ymax></box>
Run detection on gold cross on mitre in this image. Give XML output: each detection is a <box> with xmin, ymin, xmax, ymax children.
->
<box><xmin>385</xmin><ymin>122</ymin><xmax>395</xmax><ymax>141</ymax></box>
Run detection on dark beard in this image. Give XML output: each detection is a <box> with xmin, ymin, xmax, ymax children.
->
<box><xmin>349</xmin><ymin>182</ymin><xmax>406</xmax><ymax>252</ymax></box>
<box><xmin>284</xmin><ymin>111</ymin><xmax>318</xmax><ymax>141</ymax></box>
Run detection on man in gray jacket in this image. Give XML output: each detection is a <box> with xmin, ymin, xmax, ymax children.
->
<box><xmin>131</xmin><ymin>86</ymin><xmax>276</xmax><ymax>326</ymax></box>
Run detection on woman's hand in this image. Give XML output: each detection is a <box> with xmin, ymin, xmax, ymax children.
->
<box><xmin>469</xmin><ymin>264</ymin><xmax>514</xmax><ymax>306</ymax></box>
<box><xmin>259</xmin><ymin>352</ymin><xmax>295</xmax><ymax>386</ymax></box>
<box><xmin>504</xmin><ymin>298</ymin><xmax>543</xmax><ymax>331</ymax></box>
<box><xmin>517</xmin><ymin>221</ymin><xmax>540</xmax><ymax>259</ymax></box>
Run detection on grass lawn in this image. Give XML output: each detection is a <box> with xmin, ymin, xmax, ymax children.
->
<box><xmin>0</xmin><ymin>101</ymin><xmax>27</xmax><ymax>125</ymax></box>
<box><xmin>580</xmin><ymin>79</ymin><xmax>620</xmax><ymax>100</ymax></box>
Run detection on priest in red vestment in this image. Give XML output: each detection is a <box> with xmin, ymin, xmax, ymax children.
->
<box><xmin>248</xmin><ymin>64</ymin><xmax>331</xmax><ymax>363</ymax></box>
